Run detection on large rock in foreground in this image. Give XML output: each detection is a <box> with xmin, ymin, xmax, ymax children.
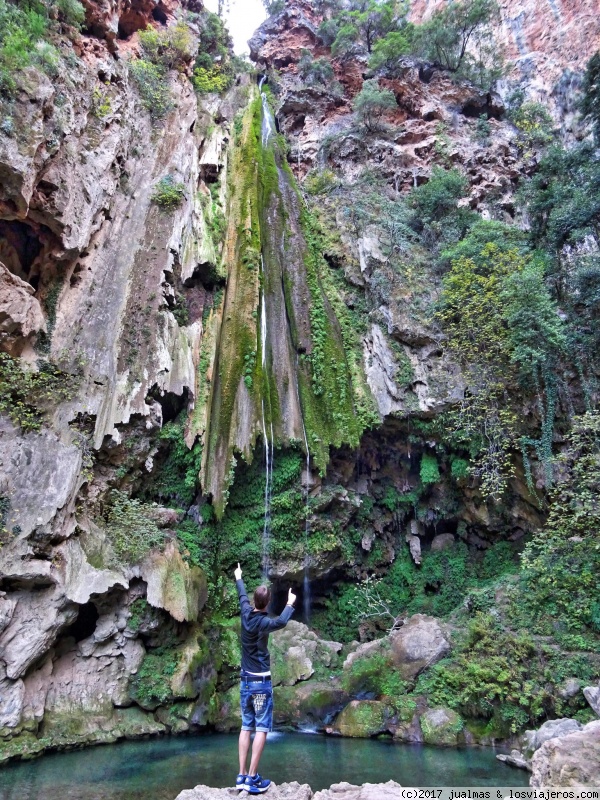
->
<box><xmin>389</xmin><ymin>615</ymin><xmax>451</xmax><ymax>681</ymax></box>
<box><xmin>174</xmin><ymin>782</ymin><xmax>406</xmax><ymax>800</ymax></box>
<box><xmin>530</xmin><ymin>720</ymin><xmax>600</xmax><ymax>787</ymax></box>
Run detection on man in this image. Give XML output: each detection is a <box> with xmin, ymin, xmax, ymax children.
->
<box><xmin>234</xmin><ymin>562</ymin><xmax>296</xmax><ymax>794</ymax></box>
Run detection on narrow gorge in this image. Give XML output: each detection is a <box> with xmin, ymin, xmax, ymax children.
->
<box><xmin>1</xmin><ymin>0</ymin><xmax>600</xmax><ymax>790</ymax></box>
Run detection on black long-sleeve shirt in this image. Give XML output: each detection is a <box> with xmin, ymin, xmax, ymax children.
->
<box><xmin>236</xmin><ymin>578</ymin><xmax>294</xmax><ymax>674</ymax></box>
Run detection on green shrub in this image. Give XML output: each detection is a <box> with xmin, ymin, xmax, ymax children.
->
<box><xmin>151</xmin><ymin>175</ymin><xmax>186</xmax><ymax>209</ymax></box>
<box><xmin>298</xmin><ymin>49</ymin><xmax>334</xmax><ymax>85</ymax></box>
<box><xmin>141</xmin><ymin>415</ymin><xmax>202</xmax><ymax>507</ymax></box>
<box><xmin>509</xmin><ymin>101</ymin><xmax>554</xmax><ymax>152</ymax></box>
<box><xmin>353</xmin><ymin>78</ymin><xmax>398</xmax><ymax>132</ymax></box>
<box><xmin>410</xmin><ymin>0</ymin><xmax>505</xmax><ymax>90</ymax></box>
<box><xmin>369</xmin><ymin>29</ymin><xmax>413</xmax><ymax>74</ymax></box>
<box><xmin>192</xmin><ymin>65</ymin><xmax>232</xmax><ymax>94</ymax></box>
<box><xmin>129</xmin><ymin>58</ymin><xmax>173</xmax><ymax>119</ymax></box>
<box><xmin>580</xmin><ymin>51</ymin><xmax>600</xmax><ymax>143</ymax></box>
<box><xmin>0</xmin><ymin>353</ymin><xmax>80</xmax><ymax>432</ymax></box>
<box><xmin>103</xmin><ymin>490</ymin><xmax>166</xmax><ymax>564</ymax></box>
<box><xmin>129</xmin><ymin>646</ymin><xmax>180</xmax><ymax>708</ymax></box>
<box><xmin>420</xmin><ymin>452</ymin><xmax>440</xmax><ymax>484</ymax></box>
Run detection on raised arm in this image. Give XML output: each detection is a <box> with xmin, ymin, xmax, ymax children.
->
<box><xmin>260</xmin><ymin>588</ymin><xmax>297</xmax><ymax>632</ymax></box>
<box><xmin>234</xmin><ymin>563</ymin><xmax>252</xmax><ymax>617</ymax></box>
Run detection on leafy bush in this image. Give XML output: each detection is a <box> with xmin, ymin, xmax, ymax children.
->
<box><xmin>509</xmin><ymin>101</ymin><xmax>554</xmax><ymax>152</ymax></box>
<box><xmin>151</xmin><ymin>175</ymin><xmax>186</xmax><ymax>209</ymax></box>
<box><xmin>0</xmin><ymin>0</ymin><xmax>84</xmax><ymax>97</ymax></box>
<box><xmin>140</xmin><ymin>415</ymin><xmax>202</xmax><ymax>506</ymax></box>
<box><xmin>129</xmin><ymin>646</ymin><xmax>180</xmax><ymax>708</ymax></box>
<box><xmin>369</xmin><ymin>29</ymin><xmax>414</xmax><ymax>74</ymax></box>
<box><xmin>138</xmin><ymin>20</ymin><xmax>196</xmax><ymax>70</ymax></box>
<box><xmin>298</xmin><ymin>49</ymin><xmax>334</xmax><ymax>86</ymax></box>
<box><xmin>0</xmin><ymin>353</ymin><xmax>80</xmax><ymax>432</ymax></box>
<box><xmin>517</xmin><ymin>413</ymin><xmax>600</xmax><ymax>642</ymax></box>
<box><xmin>580</xmin><ymin>51</ymin><xmax>600</xmax><ymax>143</ymax></box>
<box><xmin>420</xmin><ymin>452</ymin><xmax>440</xmax><ymax>484</ymax></box>
<box><xmin>353</xmin><ymin>79</ymin><xmax>398</xmax><ymax>132</ymax></box>
<box><xmin>129</xmin><ymin>58</ymin><xmax>173</xmax><ymax>119</ymax></box>
<box><xmin>192</xmin><ymin>65</ymin><xmax>232</xmax><ymax>94</ymax></box>
<box><xmin>103</xmin><ymin>490</ymin><xmax>166</xmax><ymax>564</ymax></box>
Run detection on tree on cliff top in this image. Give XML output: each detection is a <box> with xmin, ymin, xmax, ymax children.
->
<box><xmin>410</xmin><ymin>0</ymin><xmax>504</xmax><ymax>90</ymax></box>
<box><xmin>318</xmin><ymin>0</ymin><xmax>409</xmax><ymax>58</ymax></box>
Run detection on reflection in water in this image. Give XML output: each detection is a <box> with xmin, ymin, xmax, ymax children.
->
<box><xmin>0</xmin><ymin>732</ymin><xmax>528</xmax><ymax>800</ymax></box>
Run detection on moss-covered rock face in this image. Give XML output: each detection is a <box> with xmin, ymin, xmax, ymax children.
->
<box><xmin>333</xmin><ymin>699</ymin><xmax>395</xmax><ymax>738</ymax></box>
<box><xmin>420</xmin><ymin>707</ymin><xmax>464</xmax><ymax>746</ymax></box>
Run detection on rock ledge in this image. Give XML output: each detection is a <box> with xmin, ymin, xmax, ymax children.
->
<box><xmin>175</xmin><ymin>781</ymin><xmax>406</xmax><ymax>800</ymax></box>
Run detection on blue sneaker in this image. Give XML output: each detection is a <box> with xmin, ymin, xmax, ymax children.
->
<box><xmin>243</xmin><ymin>773</ymin><xmax>271</xmax><ymax>794</ymax></box>
<box><xmin>236</xmin><ymin>774</ymin><xmax>247</xmax><ymax>791</ymax></box>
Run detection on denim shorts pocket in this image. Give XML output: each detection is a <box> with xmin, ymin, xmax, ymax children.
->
<box><xmin>240</xmin><ymin>681</ymin><xmax>273</xmax><ymax>732</ymax></box>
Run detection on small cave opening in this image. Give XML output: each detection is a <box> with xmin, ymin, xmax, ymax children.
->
<box><xmin>152</xmin><ymin>5</ymin><xmax>168</xmax><ymax>24</ymax></box>
<box><xmin>63</xmin><ymin>602</ymin><xmax>99</xmax><ymax>642</ymax></box>
<box><xmin>461</xmin><ymin>96</ymin><xmax>504</xmax><ymax>120</ymax></box>
<box><xmin>0</xmin><ymin>219</ymin><xmax>43</xmax><ymax>284</ymax></box>
<box><xmin>146</xmin><ymin>385</ymin><xmax>190</xmax><ymax>424</ymax></box>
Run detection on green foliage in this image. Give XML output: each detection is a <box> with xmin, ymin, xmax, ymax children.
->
<box><xmin>185</xmin><ymin>449</ymin><xmax>305</xmax><ymax>592</ymax></box>
<box><xmin>414</xmin><ymin>614</ymin><xmax>552</xmax><ymax>735</ymax></box>
<box><xmin>126</xmin><ymin>598</ymin><xmax>150</xmax><ymax>631</ymax></box>
<box><xmin>138</xmin><ymin>20</ymin><xmax>195</xmax><ymax>70</ymax></box>
<box><xmin>438</xmin><ymin>243</ymin><xmax>565</xmax><ymax>497</ymax></box>
<box><xmin>419</xmin><ymin>452</ymin><xmax>440</xmax><ymax>484</ymax></box>
<box><xmin>439</xmin><ymin>219</ymin><xmax>528</xmax><ymax>272</ymax></box>
<box><xmin>314</xmin><ymin>540</ymin><xmax>518</xmax><ymax>642</ymax></box>
<box><xmin>129</xmin><ymin>646</ymin><xmax>180</xmax><ymax>708</ymax></box>
<box><xmin>129</xmin><ymin>58</ymin><xmax>173</xmax><ymax>119</ymax></box>
<box><xmin>263</xmin><ymin>0</ymin><xmax>285</xmax><ymax>14</ymax></box>
<box><xmin>0</xmin><ymin>0</ymin><xmax>84</xmax><ymax>97</ymax></box>
<box><xmin>0</xmin><ymin>353</ymin><xmax>80</xmax><ymax>432</ymax></box>
<box><xmin>369</xmin><ymin>29</ymin><xmax>414</xmax><ymax>74</ymax></box>
<box><xmin>409</xmin><ymin>166</ymin><xmax>474</xmax><ymax>250</ymax></box>
<box><xmin>304</xmin><ymin>168</ymin><xmax>338</xmax><ymax>196</ymax></box>
<box><xmin>141</xmin><ymin>415</ymin><xmax>202</xmax><ymax>507</ymax></box>
<box><xmin>298</xmin><ymin>49</ymin><xmax>334</xmax><ymax>86</ymax></box>
<box><xmin>352</xmin><ymin>79</ymin><xmax>398</xmax><ymax>132</ymax></box>
<box><xmin>517</xmin><ymin>413</ymin><xmax>600</xmax><ymax>642</ymax></box>
<box><xmin>103</xmin><ymin>490</ymin><xmax>166</xmax><ymax>564</ymax></box>
<box><xmin>342</xmin><ymin>651</ymin><xmax>407</xmax><ymax>698</ymax></box>
<box><xmin>151</xmin><ymin>175</ymin><xmax>186</xmax><ymax>209</ymax></box>
<box><xmin>192</xmin><ymin>65</ymin><xmax>232</xmax><ymax>94</ymax></box>
<box><xmin>580</xmin><ymin>51</ymin><xmax>600</xmax><ymax>143</ymax></box>
<box><xmin>91</xmin><ymin>84</ymin><xmax>111</xmax><ymax>118</ymax></box>
<box><xmin>410</xmin><ymin>0</ymin><xmax>505</xmax><ymax>90</ymax></box>
<box><xmin>327</xmin><ymin>0</ymin><xmax>408</xmax><ymax>58</ymax></box>
<box><xmin>509</xmin><ymin>101</ymin><xmax>555</xmax><ymax>153</ymax></box>
<box><xmin>474</xmin><ymin>113</ymin><xmax>491</xmax><ymax>144</ymax></box>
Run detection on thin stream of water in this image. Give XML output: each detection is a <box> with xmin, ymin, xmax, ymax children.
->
<box><xmin>260</xmin><ymin>256</ymin><xmax>273</xmax><ymax>580</ymax></box>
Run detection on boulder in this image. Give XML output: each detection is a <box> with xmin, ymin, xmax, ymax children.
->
<box><xmin>430</xmin><ymin>534</ymin><xmax>455</xmax><ymax>552</ymax></box>
<box><xmin>175</xmin><ymin>783</ymin><xmax>313</xmax><ymax>800</ymax></box>
<box><xmin>522</xmin><ymin>718</ymin><xmax>583</xmax><ymax>758</ymax></box>
<box><xmin>313</xmin><ymin>783</ymin><xmax>406</xmax><ymax>800</ymax></box>
<box><xmin>333</xmin><ymin>700</ymin><xmax>394</xmax><ymax>738</ymax></box>
<box><xmin>271</xmin><ymin>621</ymin><xmax>342</xmax><ymax>686</ymax></box>
<box><xmin>0</xmin><ymin>262</ymin><xmax>46</xmax><ymax>356</ymax></box>
<box><xmin>419</xmin><ymin>707</ymin><xmax>464</xmax><ymax>746</ymax></box>
<box><xmin>583</xmin><ymin>686</ymin><xmax>600</xmax><ymax>717</ymax></box>
<box><xmin>274</xmin><ymin>681</ymin><xmax>348</xmax><ymax>730</ymax></box>
<box><xmin>389</xmin><ymin>615</ymin><xmax>451</xmax><ymax>681</ymax></box>
<box><xmin>496</xmin><ymin>750</ymin><xmax>530</xmax><ymax>771</ymax></box>
<box><xmin>530</xmin><ymin>720</ymin><xmax>600</xmax><ymax>787</ymax></box>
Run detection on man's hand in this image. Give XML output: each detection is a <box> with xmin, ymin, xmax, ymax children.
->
<box><xmin>234</xmin><ymin>563</ymin><xmax>242</xmax><ymax>581</ymax></box>
<box><xmin>287</xmin><ymin>588</ymin><xmax>297</xmax><ymax>606</ymax></box>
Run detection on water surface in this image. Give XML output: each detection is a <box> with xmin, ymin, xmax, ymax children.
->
<box><xmin>0</xmin><ymin>732</ymin><xmax>529</xmax><ymax>800</ymax></box>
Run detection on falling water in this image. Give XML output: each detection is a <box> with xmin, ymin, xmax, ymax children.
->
<box><xmin>259</xmin><ymin>75</ymin><xmax>274</xmax><ymax>147</ymax></box>
<box><xmin>261</xmin><ymin>258</ymin><xmax>274</xmax><ymax>580</ymax></box>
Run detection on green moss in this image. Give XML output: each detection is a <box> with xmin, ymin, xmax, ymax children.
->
<box><xmin>129</xmin><ymin>646</ymin><xmax>181</xmax><ymax>709</ymax></box>
<box><xmin>102</xmin><ymin>490</ymin><xmax>166</xmax><ymax>565</ymax></box>
<box><xmin>141</xmin><ymin>414</ymin><xmax>202</xmax><ymax>507</ymax></box>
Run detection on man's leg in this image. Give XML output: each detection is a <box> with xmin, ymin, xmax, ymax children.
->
<box><xmin>239</xmin><ymin>729</ymin><xmax>251</xmax><ymax>775</ymax></box>
<box><xmin>248</xmin><ymin>731</ymin><xmax>267</xmax><ymax>776</ymax></box>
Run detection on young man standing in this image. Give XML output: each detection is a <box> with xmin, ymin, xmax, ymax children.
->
<box><xmin>234</xmin><ymin>563</ymin><xmax>296</xmax><ymax>794</ymax></box>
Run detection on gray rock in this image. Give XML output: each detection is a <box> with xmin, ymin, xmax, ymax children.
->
<box><xmin>175</xmin><ymin>782</ymin><xmax>313</xmax><ymax>800</ymax></box>
<box><xmin>530</xmin><ymin>720</ymin><xmax>600</xmax><ymax>787</ymax></box>
<box><xmin>389</xmin><ymin>614</ymin><xmax>451</xmax><ymax>680</ymax></box>
<box><xmin>313</xmin><ymin>782</ymin><xmax>406</xmax><ymax>800</ymax></box>
<box><xmin>141</xmin><ymin>541</ymin><xmax>207</xmax><ymax>623</ymax></box>
<box><xmin>271</xmin><ymin>621</ymin><xmax>342</xmax><ymax>686</ymax></box>
<box><xmin>523</xmin><ymin>718</ymin><xmax>583</xmax><ymax>758</ymax></box>
<box><xmin>430</xmin><ymin>534</ymin><xmax>456</xmax><ymax>552</ymax></box>
<box><xmin>583</xmin><ymin>686</ymin><xmax>600</xmax><ymax>717</ymax></box>
<box><xmin>496</xmin><ymin>750</ymin><xmax>530</xmax><ymax>770</ymax></box>
<box><xmin>559</xmin><ymin>678</ymin><xmax>581</xmax><ymax>700</ymax></box>
<box><xmin>420</xmin><ymin>707</ymin><xmax>463</xmax><ymax>746</ymax></box>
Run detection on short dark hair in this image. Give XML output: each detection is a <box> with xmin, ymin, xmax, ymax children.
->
<box><xmin>254</xmin><ymin>585</ymin><xmax>271</xmax><ymax>610</ymax></box>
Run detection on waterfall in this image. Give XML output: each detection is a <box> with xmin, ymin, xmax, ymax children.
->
<box><xmin>259</xmin><ymin>75</ymin><xmax>275</xmax><ymax>148</ymax></box>
<box><xmin>261</xmin><ymin>258</ymin><xmax>274</xmax><ymax>580</ymax></box>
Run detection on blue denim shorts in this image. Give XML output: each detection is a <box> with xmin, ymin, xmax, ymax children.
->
<box><xmin>240</xmin><ymin>678</ymin><xmax>273</xmax><ymax>733</ymax></box>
